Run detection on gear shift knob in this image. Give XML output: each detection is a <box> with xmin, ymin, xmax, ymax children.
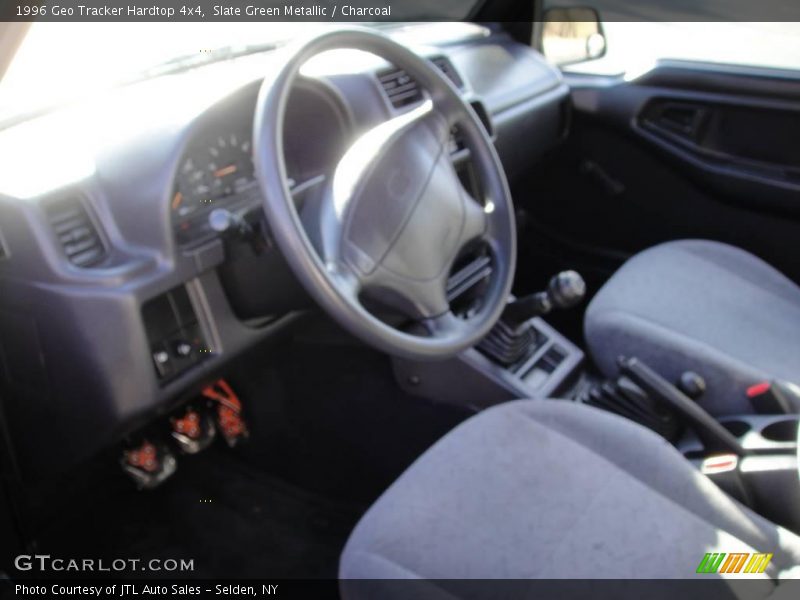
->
<box><xmin>501</xmin><ymin>270</ymin><xmax>586</xmax><ymax>327</ymax></box>
<box><xmin>479</xmin><ymin>270</ymin><xmax>586</xmax><ymax>366</ymax></box>
<box><xmin>547</xmin><ymin>270</ymin><xmax>586</xmax><ymax>309</ymax></box>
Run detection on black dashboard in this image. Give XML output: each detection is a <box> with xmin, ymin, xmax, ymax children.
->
<box><xmin>0</xmin><ymin>23</ymin><xmax>568</xmax><ymax>482</ymax></box>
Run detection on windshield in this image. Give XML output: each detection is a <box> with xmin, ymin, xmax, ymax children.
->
<box><xmin>1</xmin><ymin>18</ymin><xmax>485</xmax><ymax>127</ymax></box>
<box><xmin>0</xmin><ymin>23</ymin><xmax>342</xmax><ymax>125</ymax></box>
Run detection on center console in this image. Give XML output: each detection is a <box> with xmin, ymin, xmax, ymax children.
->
<box><xmin>392</xmin><ymin>267</ymin><xmax>800</xmax><ymax>534</ymax></box>
<box><xmin>392</xmin><ymin>270</ymin><xmax>585</xmax><ymax>409</ymax></box>
<box><xmin>682</xmin><ymin>414</ymin><xmax>800</xmax><ymax>532</ymax></box>
<box><xmin>608</xmin><ymin>357</ymin><xmax>800</xmax><ymax>534</ymax></box>
<box><xmin>394</xmin><ymin>316</ymin><xmax>583</xmax><ymax>409</ymax></box>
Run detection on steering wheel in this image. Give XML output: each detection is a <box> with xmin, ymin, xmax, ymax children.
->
<box><xmin>253</xmin><ymin>29</ymin><xmax>516</xmax><ymax>360</ymax></box>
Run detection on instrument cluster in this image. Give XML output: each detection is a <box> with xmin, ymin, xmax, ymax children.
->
<box><xmin>171</xmin><ymin>80</ymin><xmax>352</xmax><ymax>247</ymax></box>
<box><xmin>172</xmin><ymin>124</ymin><xmax>259</xmax><ymax>245</ymax></box>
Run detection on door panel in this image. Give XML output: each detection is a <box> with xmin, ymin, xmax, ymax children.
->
<box><xmin>516</xmin><ymin>61</ymin><xmax>800</xmax><ymax>286</ymax></box>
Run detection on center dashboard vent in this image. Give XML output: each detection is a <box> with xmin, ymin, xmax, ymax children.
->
<box><xmin>430</xmin><ymin>56</ymin><xmax>464</xmax><ymax>89</ymax></box>
<box><xmin>378</xmin><ymin>56</ymin><xmax>464</xmax><ymax>110</ymax></box>
<box><xmin>45</xmin><ymin>197</ymin><xmax>106</xmax><ymax>268</ymax></box>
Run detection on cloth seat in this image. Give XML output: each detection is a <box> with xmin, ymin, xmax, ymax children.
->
<box><xmin>584</xmin><ymin>240</ymin><xmax>800</xmax><ymax>415</ymax></box>
<box><xmin>339</xmin><ymin>400</ymin><xmax>800</xmax><ymax>598</ymax></box>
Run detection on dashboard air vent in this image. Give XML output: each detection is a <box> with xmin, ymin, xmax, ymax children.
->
<box><xmin>430</xmin><ymin>56</ymin><xmax>464</xmax><ymax>89</ymax></box>
<box><xmin>378</xmin><ymin>56</ymin><xmax>464</xmax><ymax>110</ymax></box>
<box><xmin>45</xmin><ymin>197</ymin><xmax>106</xmax><ymax>268</ymax></box>
<box><xmin>378</xmin><ymin>68</ymin><xmax>423</xmax><ymax>109</ymax></box>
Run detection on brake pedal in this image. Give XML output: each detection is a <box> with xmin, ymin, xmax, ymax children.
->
<box><xmin>121</xmin><ymin>440</ymin><xmax>176</xmax><ymax>489</ymax></box>
<box><xmin>202</xmin><ymin>379</ymin><xmax>249</xmax><ymax>447</ymax></box>
<box><xmin>170</xmin><ymin>406</ymin><xmax>216</xmax><ymax>454</ymax></box>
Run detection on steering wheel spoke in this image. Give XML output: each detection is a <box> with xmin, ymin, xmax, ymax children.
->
<box><xmin>327</xmin><ymin>260</ymin><xmax>364</xmax><ymax>302</ymax></box>
<box><xmin>458</xmin><ymin>184</ymin><xmax>490</xmax><ymax>248</ymax></box>
<box><xmin>421</xmin><ymin>310</ymin><xmax>467</xmax><ymax>339</ymax></box>
<box><xmin>359</xmin><ymin>265</ymin><xmax>450</xmax><ymax>321</ymax></box>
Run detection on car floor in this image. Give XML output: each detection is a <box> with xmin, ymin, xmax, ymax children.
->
<box><xmin>29</xmin><ymin>327</ymin><xmax>472</xmax><ymax>580</ymax></box>
<box><xmin>35</xmin><ymin>446</ymin><xmax>361</xmax><ymax>580</ymax></box>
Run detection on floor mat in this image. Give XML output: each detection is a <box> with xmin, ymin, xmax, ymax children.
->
<box><xmin>231</xmin><ymin>339</ymin><xmax>473</xmax><ymax>503</ymax></box>
<box><xmin>35</xmin><ymin>447</ymin><xmax>363</xmax><ymax>579</ymax></box>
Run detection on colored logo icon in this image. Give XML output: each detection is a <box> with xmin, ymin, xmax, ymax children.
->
<box><xmin>696</xmin><ymin>552</ymin><xmax>773</xmax><ymax>574</ymax></box>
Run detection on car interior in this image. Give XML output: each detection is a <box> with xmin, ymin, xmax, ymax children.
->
<box><xmin>1</xmin><ymin>3</ymin><xmax>799</xmax><ymax>594</ymax></box>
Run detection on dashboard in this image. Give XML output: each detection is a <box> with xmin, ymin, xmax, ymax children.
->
<box><xmin>0</xmin><ymin>23</ymin><xmax>569</xmax><ymax>482</ymax></box>
<box><xmin>172</xmin><ymin>80</ymin><xmax>352</xmax><ymax>246</ymax></box>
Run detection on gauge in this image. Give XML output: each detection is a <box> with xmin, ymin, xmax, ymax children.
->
<box><xmin>207</xmin><ymin>132</ymin><xmax>254</xmax><ymax>199</ymax></box>
<box><xmin>172</xmin><ymin>130</ymin><xmax>255</xmax><ymax>224</ymax></box>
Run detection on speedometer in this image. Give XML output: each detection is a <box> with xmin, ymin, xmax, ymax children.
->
<box><xmin>171</xmin><ymin>130</ymin><xmax>255</xmax><ymax>225</ymax></box>
<box><xmin>206</xmin><ymin>133</ymin><xmax>254</xmax><ymax>198</ymax></box>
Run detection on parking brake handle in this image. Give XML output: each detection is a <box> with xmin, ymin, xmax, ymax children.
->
<box><xmin>618</xmin><ymin>356</ymin><xmax>748</xmax><ymax>457</ymax></box>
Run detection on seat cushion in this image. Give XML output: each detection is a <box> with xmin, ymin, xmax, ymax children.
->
<box><xmin>585</xmin><ymin>240</ymin><xmax>800</xmax><ymax>415</ymax></box>
<box><xmin>340</xmin><ymin>400</ymin><xmax>800</xmax><ymax>596</ymax></box>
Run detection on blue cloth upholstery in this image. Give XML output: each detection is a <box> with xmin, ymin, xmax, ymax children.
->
<box><xmin>339</xmin><ymin>400</ymin><xmax>800</xmax><ymax>595</ymax></box>
<box><xmin>585</xmin><ymin>240</ymin><xmax>800</xmax><ymax>415</ymax></box>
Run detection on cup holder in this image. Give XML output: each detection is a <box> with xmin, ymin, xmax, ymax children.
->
<box><xmin>720</xmin><ymin>420</ymin><xmax>752</xmax><ymax>438</ymax></box>
<box><xmin>761</xmin><ymin>419</ymin><xmax>799</xmax><ymax>443</ymax></box>
<box><xmin>681</xmin><ymin>416</ymin><xmax>798</xmax><ymax>457</ymax></box>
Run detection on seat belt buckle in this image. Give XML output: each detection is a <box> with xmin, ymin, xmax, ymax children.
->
<box><xmin>202</xmin><ymin>379</ymin><xmax>249</xmax><ymax>447</ymax></box>
<box><xmin>746</xmin><ymin>380</ymin><xmax>796</xmax><ymax>414</ymax></box>
<box><xmin>701</xmin><ymin>454</ymin><xmax>753</xmax><ymax>506</ymax></box>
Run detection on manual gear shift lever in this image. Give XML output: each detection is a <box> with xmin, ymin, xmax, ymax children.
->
<box><xmin>501</xmin><ymin>271</ymin><xmax>586</xmax><ymax>327</ymax></box>
<box><xmin>478</xmin><ymin>271</ymin><xmax>586</xmax><ymax>367</ymax></box>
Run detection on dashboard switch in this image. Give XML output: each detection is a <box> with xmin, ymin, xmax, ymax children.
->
<box><xmin>173</xmin><ymin>340</ymin><xmax>193</xmax><ymax>359</ymax></box>
<box><xmin>152</xmin><ymin>345</ymin><xmax>173</xmax><ymax>379</ymax></box>
<box><xmin>143</xmin><ymin>286</ymin><xmax>207</xmax><ymax>383</ymax></box>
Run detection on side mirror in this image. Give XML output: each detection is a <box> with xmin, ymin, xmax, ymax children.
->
<box><xmin>541</xmin><ymin>7</ymin><xmax>606</xmax><ymax>66</ymax></box>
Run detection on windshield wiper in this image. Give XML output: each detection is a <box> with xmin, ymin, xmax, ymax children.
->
<box><xmin>135</xmin><ymin>41</ymin><xmax>280</xmax><ymax>80</ymax></box>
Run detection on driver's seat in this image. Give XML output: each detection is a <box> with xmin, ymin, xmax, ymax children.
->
<box><xmin>339</xmin><ymin>400</ymin><xmax>800</xmax><ymax>595</ymax></box>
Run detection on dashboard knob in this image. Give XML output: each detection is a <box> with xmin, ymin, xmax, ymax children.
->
<box><xmin>173</xmin><ymin>340</ymin><xmax>193</xmax><ymax>358</ymax></box>
<box><xmin>209</xmin><ymin>208</ymin><xmax>234</xmax><ymax>233</ymax></box>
